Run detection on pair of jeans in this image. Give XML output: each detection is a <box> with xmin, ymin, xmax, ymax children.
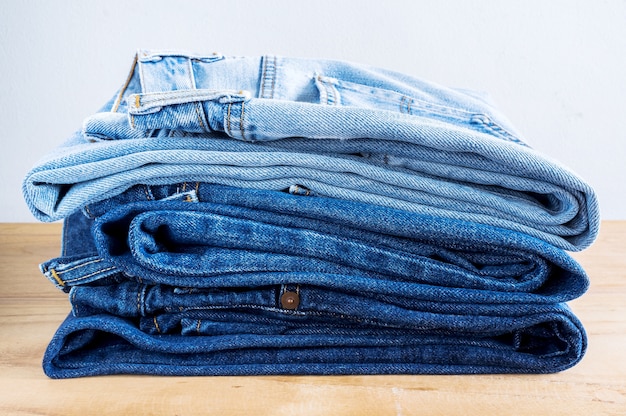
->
<box><xmin>22</xmin><ymin>50</ymin><xmax>599</xmax><ymax>251</ymax></box>
<box><xmin>39</xmin><ymin>183</ymin><xmax>588</xmax><ymax>378</ymax></box>
<box><xmin>26</xmin><ymin>50</ymin><xmax>595</xmax><ymax>377</ymax></box>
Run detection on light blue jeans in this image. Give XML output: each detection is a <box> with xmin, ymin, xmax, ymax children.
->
<box><xmin>23</xmin><ymin>50</ymin><xmax>599</xmax><ymax>250</ymax></box>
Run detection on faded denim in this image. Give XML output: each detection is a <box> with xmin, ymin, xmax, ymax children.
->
<box><xmin>25</xmin><ymin>50</ymin><xmax>595</xmax><ymax>378</ymax></box>
<box><xmin>23</xmin><ymin>50</ymin><xmax>599</xmax><ymax>251</ymax></box>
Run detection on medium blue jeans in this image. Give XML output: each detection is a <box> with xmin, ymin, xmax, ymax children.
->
<box><xmin>23</xmin><ymin>50</ymin><xmax>599</xmax><ymax>250</ymax></box>
<box><xmin>39</xmin><ymin>183</ymin><xmax>588</xmax><ymax>377</ymax></box>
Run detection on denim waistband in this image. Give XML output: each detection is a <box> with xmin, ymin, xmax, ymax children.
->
<box><xmin>22</xmin><ymin>50</ymin><xmax>599</xmax><ymax>250</ymax></box>
<box><xmin>68</xmin><ymin>279</ymin><xmax>574</xmax><ymax>321</ymax></box>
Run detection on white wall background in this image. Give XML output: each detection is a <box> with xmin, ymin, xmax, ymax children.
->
<box><xmin>1</xmin><ymin>0</ymin><xmax>625</xmax><ymax>222</ymax></box>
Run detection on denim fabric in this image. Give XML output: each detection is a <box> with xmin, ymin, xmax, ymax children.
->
<box><xmin>26</xmin><ymin>50</ymin><xmax>595</xmax><ymax>378</ymax></box>
<box><xmin>44</xmin><ymin>183</ymin><xmax>588</xmax><ymax>300</ymax></box>
<box><xmin>39</xmin><ymin>184</ymin><xmax>588</xmax><ymax>377</ymax></box>
<box><xmin>44</xmin><ymin>307</ymin><xmax>586</xmax><ymax>378</ymax></box>
<box><xmin>22</xmin><ymin>50</ymin><xmax>599</xmax><ymax>251</ymax></box>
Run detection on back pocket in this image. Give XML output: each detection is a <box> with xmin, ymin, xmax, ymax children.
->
<box><xmin>315</xmin><ymin>75</ymin><xmax>472</xmax><ymax>122</ymax></box>
<box><xmin>315</xmin><ymin>75</ymin><xmax>522</xmax><ymax>143</ymax></box>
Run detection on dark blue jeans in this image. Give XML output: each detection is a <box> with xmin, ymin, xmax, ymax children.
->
<box><xmin>40</xmin><ymin>183</ymin><xmax>588</xmax><ymax>378</ymax></box>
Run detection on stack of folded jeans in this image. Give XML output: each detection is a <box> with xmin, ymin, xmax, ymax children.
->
<box><xmin>23</xmin><ymin>50</ymin><xmax>599</xmax><ymax>378</ymax></box>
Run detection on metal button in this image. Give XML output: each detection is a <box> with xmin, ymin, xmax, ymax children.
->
<box><xmin>280</xmin><ymin>291</ymin><xmax>300</xmax><ymax>310</ymax></box>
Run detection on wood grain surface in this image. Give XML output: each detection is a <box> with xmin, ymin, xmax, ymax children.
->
<box><xmin>1</xmin><ymin>222</ymin><xmax>624</xmax><ymax>415</ymax></box>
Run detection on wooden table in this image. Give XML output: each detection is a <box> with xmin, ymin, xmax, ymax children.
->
<box><xmin>1</xmin><ymin>222</ymin><xmax>624</xmax><ymax>415</ymax></box>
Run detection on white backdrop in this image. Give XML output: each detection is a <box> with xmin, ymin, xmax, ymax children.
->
<box><xmin>2</xmin><ymin>0</ymin><xmax>624</xmax><ymax>222</ymax></box>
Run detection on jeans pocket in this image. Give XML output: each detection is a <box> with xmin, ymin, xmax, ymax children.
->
<box><xmin>315</xmin><ymin>75</ymin><xmax>521</xmax><ymax>143</ymax></box>
<box><xmin>315</xmin><ymin>75</ymin><xmax>471</xmax><ymax>119</ymax></box>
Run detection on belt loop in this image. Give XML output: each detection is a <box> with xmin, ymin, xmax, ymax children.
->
<box><xmin>259</xmin><ymin>56</ymin><xmax>278</xmax><ymax>99</ymax></box>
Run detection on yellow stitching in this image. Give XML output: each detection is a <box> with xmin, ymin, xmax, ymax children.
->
<box><xmin>153</xmin><ymin>316</ymin><xmax>161</xmax><ymax>334</ymax></box>
<box><xmin>130</xmin><ymin>115</ymin><xmax>135</xmax><ymax>129</ymax></box>
<box><xmin>54</xmin><ymin>258</ymin><xmax>104</xmax><ymax>275</ymax></box>
<box><xmin>194</xmin><ymin>102</ymin><xmax>207</xmax><ymax>130</ymax></box>
<box><xmin>195</xmin><ymin>181</ymin><xmax>200</xmax><ymax>196</ymax></box>
<box><xmin>143</xmin><ymin>185</ymin><xmax>151</xmax><ymax>200</ymax></box>
<box><xmin>182</xmin><ymin>182</ymin><xmax>187</xmax><ymax>191</ymax></box>
<box><xmin>111</xmin><ymin>54</ymin><xmax>138</xmax><ymax>112</ymax></box>
<box><xmin>63</xmin><ymin>266</ymin><xmax>117</xmax><ymax>284</ymax></box>
<box><xmin>226</xmin><ymin>103</ymin><xmax>232</xmax><ymax>136</ymax></box>
<box><xmin>239</xmin><ymin>101</ymin><xmax>246</xmax><ymax>141</ymax></box>
<box><xmin>49</xmin><ymin>268</ymin><xmax>65</xmax><ymax>287</ymax></box>
<box><xmin>135</xmin><ymin>95</ymin><xmax>140</xmax><ymax>108</ymax></box>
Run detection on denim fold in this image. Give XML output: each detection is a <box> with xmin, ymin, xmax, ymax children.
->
<box><xmin>44</xmin><ymin>306</ymin><xmax>586</xmax><ymax>378</ymax></box>
<box><xmin>38</xmin><ymin>183</ymin><xmax>589</xmax><ymax>377</ymax></box>
<box><xmin>25</xmin><ymin>50</ymin><xmax>597</xmax><ymax>377</ymax></box>
<box><xmin>22</xmin><ymin>50</ymin><xmax>599</xmax><ymax>251</ymax></box>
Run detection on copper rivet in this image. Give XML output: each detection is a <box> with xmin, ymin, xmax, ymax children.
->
<box><xmin>280</xmin><ymin>291</ymin><xmax>300</xmax><ymax>310</ymax></box>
